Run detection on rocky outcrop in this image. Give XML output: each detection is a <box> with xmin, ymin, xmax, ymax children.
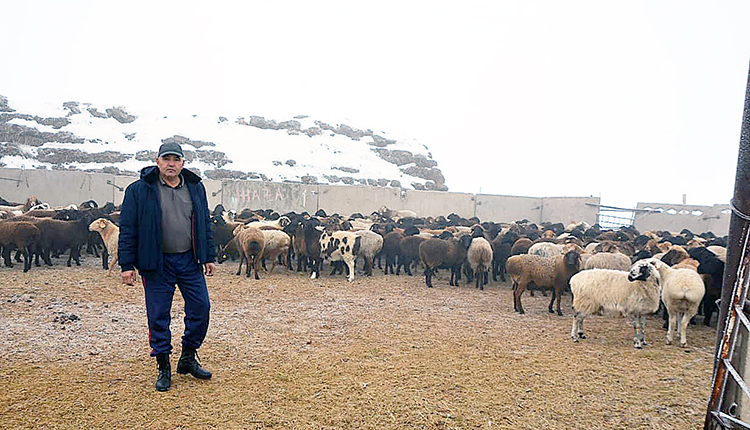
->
<box><xmin>0</xmin><ymin>123</ymin><xmax>83</xmax><ymax>146</ymax></box>
<box><xmin>36</xmin><ymin>148</ymin><xmax>130</xmax><ymax>164</ymax></box>
<box><xmin>0</xmin><ymin>95</ymin><xmax>12</xmax><ymax>113</ymax></box>
<box><xmin>161</xmin><ymin>135</ymin><xmax>215</xmax><ymax>149</ymax></box>
<box><xmin>204</xmin><ymin>169</ymin><xmax>249</xmax><ymax>180</ymax></box>
<box><xmin>400</xmin><ymin>165</ymin><xmax>445</xmax><ymax>187</ymax></box>
<box><xmin>106</xmin><ymin>107</ymin><xmax>137</xmax><ymax>124</ymax></box>
<box><xmin>333</xmin><ymin>166</ymin><xmax>359</xmax><ymax>174</ymax></box>
<box><xmin>0</xmin><ymin>113</ymin><xmax>70</xmax><ymax>129</ymax></box>
<box><xmin>371</xmin><ymin>148</ymin><xmax>437</xmax><ymax>168</ymax></box>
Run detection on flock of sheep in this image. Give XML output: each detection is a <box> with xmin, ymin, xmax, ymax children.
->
<box><xmin>0</xmin><ymin>196</ymin><xmax>728</xmax><ymax>349</ymax></box>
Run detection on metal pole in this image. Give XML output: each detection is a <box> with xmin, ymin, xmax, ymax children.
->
<box><xmin>706</xmin><ymin>60</ymin><xmax>750</xmax><ymax>429</ymax></box>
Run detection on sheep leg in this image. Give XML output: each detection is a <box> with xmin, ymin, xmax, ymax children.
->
<box><xmin>101</xmin><ymin>247</ymin><xmax>109</xmax><ymax>270</ymax></box>
<box><xmin>492</xmin><ymin>260</ymin><xmax>498</xmax><ymax>282</ymax></box>
<box><xmin>552</xmin><ymin>287</ymin><xmax>563</xmax><ymax>316</ymax></box>
<box><xmin>514</xmin><ymin>282</ymin><xmax>526</xmax><ymax>314</ymax></box>
<box><xmin>309</xmin><ymin>258</ymin><xmax>321</xmax><ymax>280</ymax></box>
<box><xmin>345</xmin><ymin>257</ymin><xmax>355</xmax><ymax>282</ymax></box>
<box><xmin>236</xmin><ymin>253</ymin><xmax>246</xmax><ymax>276</ymax></box>
<box><xmin>571</xmin><ymin>312</ymin><xmax>585</xmax><ymax>341</ymax></box>
<box><xmin>253</xmin><ymin>257</ymin><xmax>260</xmax><ymax>280</ymax></box>
<box><xmin>2</xmin><ymin>247</ymin><xmax>13</xmax><ymax>268</ymax></box>
<box><xmin>666</xmin><ymin>312</ymin><xmax>677</xmax><ymax>345</ymax></box>
<box><xmin>107</xmin><ymin>254</ymin><xmax>118</xmax><ymax>277</ymax></box>
<box><xmin>43</xmin><ymin>248</ymin><xmax>53</xmax><ymax>266</ymax></box>
<box><xmin>269</xmin><ymin>258</ymin><xmax>277</xmax><ymax>274</ymax></box>
<box><xmin>424</xmin><ymin>268</ymin><xmax>433</xmax><ymax>288</ymax></box>
<box><xmin>22</xmin><ymin>247</ymin><xmax>30</xmax><ymax>273</ymax></box>
<box><xmin>680</xmin><ymin>312</ymin><xmax>690</xmax><ymax>347</ymax></box>
<box><xmin>703</xmin><ymin>297</ymin><xmax>715</xmax><ymax>327</ymax></box>
<box><xmin>632</xmin><ymin>316</ymin><xmax>644</xmax><ymax>349</ymax></box>
<box><xmin>14</xmin><ymin>249</ymin><xmax>22</xmax><ymax>263</ymax></box>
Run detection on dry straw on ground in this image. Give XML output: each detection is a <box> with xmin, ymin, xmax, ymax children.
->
<box><xmin>0</xmin><ymin>256</ymin><xmax>716</xmax><ymax>429</ymax></box>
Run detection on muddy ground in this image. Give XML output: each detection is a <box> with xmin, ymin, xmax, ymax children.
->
<box><xmin>0</xmin><ymin>255</ymin><xmax>717</xmax><ymax>429</ymax></box>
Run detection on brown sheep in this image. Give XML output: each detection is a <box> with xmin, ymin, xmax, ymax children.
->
<box><xmin>510</xmin><ymin>237</ymin><xmax>533</xmax><ymax>255</ymax></box>
<box><xmin>88</xmin><ymin>218</ymin><xmax>120</xmax><ymax>276</ymax></box>
<box><xmin>0</xmin><ymin>221</ymin><xmax>40</xmax><ymax>272</ymax></box>
<box><xmin>233</xmin><ymin>225</ymin><xmax>266</xmax><ymax>279</ymax></box>
<box><xmin>506</xmin><ymin>250</ymin><xmax>582</xmax><ymax>315</ymax></box>
<box><xmin>261</xmin><ymin>230</ymin><xmax>291</xmax><ymax>274</ymax></box>
<box><xmin>382</xmin><ymin>230</ymin><xmax>404</xmax><ymax>275</ymax></box>
<box><xmin>398</xmin><ymin>235</ymin><xmax>426</xmax><ymax>276</ymax></box>
<box><xmin>418</xmin><ymin>235</ymin><xmax>472</xmax><ymax>288</ymax></box>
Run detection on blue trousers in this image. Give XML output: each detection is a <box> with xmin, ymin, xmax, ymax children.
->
<box><xmin>142</xmin><ymin>252</ymin><xmax>210</xmax><ymax>356</ymax></box>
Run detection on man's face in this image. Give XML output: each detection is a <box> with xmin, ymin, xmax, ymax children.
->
<box><xmin>156</xmin><ymin>154</ymin><xmax>184</xmax><ymax>181</ymax></box>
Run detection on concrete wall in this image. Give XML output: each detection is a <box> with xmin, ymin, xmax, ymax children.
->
<box><xmin>633</xmin><ymin>202</ymin><xmax>731</xmax><ymax>235</ymax></box>
<box><xmin>0</xmin><ymin>168</ymin><xmax>118</xmax><ymax>207</ymax></box>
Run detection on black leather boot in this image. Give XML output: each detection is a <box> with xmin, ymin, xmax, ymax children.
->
<box><xmin>176</xmin><ymin>346</ymin><xmax>212</xmax><ymax>379</ymax></box>
<box><xmin>155</xmin><ymin>353</ymin><xmax>171</xmax><ymax>392</ymax></box>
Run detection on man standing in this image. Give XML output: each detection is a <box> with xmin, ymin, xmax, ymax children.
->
<box><xmin>118</xmin><ymin>142</ymin><xmax>216</xmax><ymax>392</ymax></box>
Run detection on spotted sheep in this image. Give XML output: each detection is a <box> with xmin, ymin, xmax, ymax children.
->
<box><xmin>319</xmin><ymin>230</ymin><xmax>361</xmax><ymax>282</ymax></box>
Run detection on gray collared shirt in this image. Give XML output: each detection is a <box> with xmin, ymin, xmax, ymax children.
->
<box><xmin>157</xmin><ymin>174</ymin><xmax>193</xmax><ymax>253</ymax></box>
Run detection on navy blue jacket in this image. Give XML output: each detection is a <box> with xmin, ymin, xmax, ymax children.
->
<box><xmin>118</xmin><ymin>166</ymin><xmax>216</xmax><ymax>273</ymax></box>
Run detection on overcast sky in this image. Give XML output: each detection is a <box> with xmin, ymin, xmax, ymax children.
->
<box><xmin>2</xmin><ymin>1</ymin><xmax>749</xmax><ymax>209</ymax></box>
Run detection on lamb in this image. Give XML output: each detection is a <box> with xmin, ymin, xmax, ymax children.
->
<box><xmin>353</xmin><ymin>229</ymin><xmax>384</xmax><ymax>276</ymax></box>
<box><xmin>505</xmin><ymin>250</ymin><xmax>582</xmax><ymax>315</ymax></box>
<box><xmin>88</xmin><ymin>218</ymin><xmax>120</xmax><ymax>276</ymax></box>
<box><xmin>569</xmin><ymin>259</ymin><xmax>662</xmax><ymax>348</ymax></box>
<box><xmin>647</xmin><ymin>258</ymin><xmax>706</xmax><ymax>347</ymax></box>
<box><xmin>260</xmin><ymin>230</ymin><xmax>291</xmax><ymax>274</ymax></box>
<box><xmin>583</xmin><ymin>252</ymin><xmax>631</xmax><ymax>271</ymax></box>
<box><xmin>232</xmin><ymin>224</ymin><xmax>266</xmax><ymax>279</ymax></box>
<box><xmin>418</xmin><ymin>235</ymin><xmax>472</xmax><ymax>288</ymax></box>
<box><xmin>0</xmin><ymin>221</ymin><xmax>40</xmax><ymax>272</ymax></box>
<box><xmin>467</xmin><ymin>237</ymin><xmax>493</xmax><ymax>289</ymax></box>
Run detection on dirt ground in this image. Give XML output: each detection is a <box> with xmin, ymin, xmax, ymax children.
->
<box><xmin>0</xmin><ymin>255</ymin><xmax>718</xmax><ymax>430</ymax></box>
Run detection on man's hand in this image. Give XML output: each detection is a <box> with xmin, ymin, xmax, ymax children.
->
<box><xmin>204</xmin><ymin>262</ymin><xmax>216</xmax><ymax>277</ymax></box>
<box><xmin>122</xmin><ymin>270</ymin><xmax>137</xmax><ymax>286</ymax></box>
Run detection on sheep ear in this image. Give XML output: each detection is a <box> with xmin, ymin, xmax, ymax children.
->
<box><xmin>100</xmin><ymin>220</ymin><xmax>106</xmax><ymax>228</ymax></box>
<box><xmin>314</xmin><ymin>226</ymin><xmax>325</xmax><ymax>232</ymax></box>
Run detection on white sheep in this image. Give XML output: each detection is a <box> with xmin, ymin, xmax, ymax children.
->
<box><xmin>570</xmin><ymin>259</ymin><xmax>662</xmax><ymax>348</ymax></box>
<box><xmin>528</xmin><ymin>242</ymin><xmax>564</xmax><ymax>258</ymax></box>
<box><xmin>583</xmin><ymin>252</ymin><xmax>631</xmax><ymax>271</ymax></box>
<box><xmin>353</xmin><ymin>229</ymin><xmax>383</xmax><ymax>276</ymax></box>
<box><xmin>468</xmin><ymin>236</ymin><xmax>493</xmax><ymax>289</ymax></box>
<box><xmin>646</xmin><ymin>258</ymin><xmax>706</xmax><ymax>347</ymax></box>
<box><xmin>88</xmin><ymin>218</ymin><xmax>120</xmax><ymax>276</ymax></box>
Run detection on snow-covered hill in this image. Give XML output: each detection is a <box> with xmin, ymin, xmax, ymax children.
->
<box><xmin>0</xmin><ymin>95</ymin><xmax>448</xmax><ymax>191</ymax></box>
